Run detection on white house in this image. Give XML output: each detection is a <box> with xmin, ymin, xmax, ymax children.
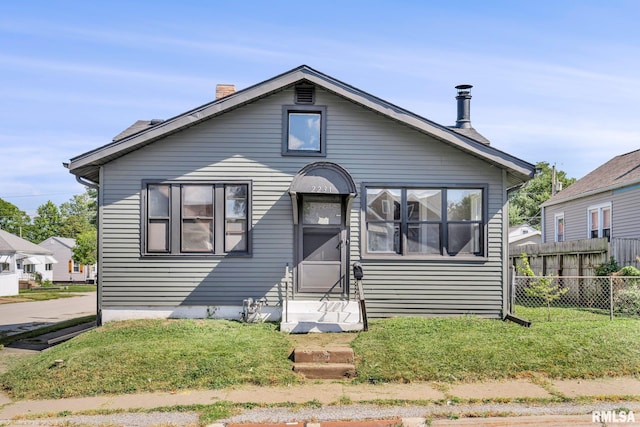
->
<box><xmin>0</xmin><ymin>229</ymin><xmax>57</xmax><ymax>296</ymax></box>
<box><xmin>508</xmin><ymin>224</ymin><xmax>542</xmax><ymax>251</ymax></box>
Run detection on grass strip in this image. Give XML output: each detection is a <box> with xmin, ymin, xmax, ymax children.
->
<box><xmin>9</xmin><ymin>285</ymin><xmax>96</xmax><ymax>302</ymax></box>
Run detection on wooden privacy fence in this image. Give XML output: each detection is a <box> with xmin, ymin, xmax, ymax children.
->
<box><xmin>509</xmin><ymin>237</ymin><xmax>640</xmax><ymax>278</ymax></box>
<box><xmin>611</xmin><ymin>238</ymin><xmax>640</xmax><ymax>269</ymax></box>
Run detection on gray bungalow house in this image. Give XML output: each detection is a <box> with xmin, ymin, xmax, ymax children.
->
<box><xmin>541</xmin><ymin>149</ymin><xmax>640</xmax><ymax>244</ymax></box>
<box><xmin>66</xmin><ymin>65</ymin><xmax>534</xmax><ymax>331</ymax></box>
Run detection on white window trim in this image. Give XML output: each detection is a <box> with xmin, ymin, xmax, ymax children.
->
<box><xmin>587</xmin><ymin>202</ymin><xmax>612</xmax><ymax>239</ymax></box>
<box><xmin>554</xmin><ymin>212</ymin><xmax>565</xmax><ymax>242</ymax></box>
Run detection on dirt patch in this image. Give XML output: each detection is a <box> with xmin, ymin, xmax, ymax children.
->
<box><xmin>286</xmin><ymin>332</ymin><xmax>358</xmax><ymax>348</ymax></box>
<box><xmin>0</xmin><ymin>297</ymin><xmax>29</xmax><ymax>304</ymax></box>
<box><xmin>0</xmin><ymin>347</ymin><xmax>38</xmax><ymax>374</ymax></box>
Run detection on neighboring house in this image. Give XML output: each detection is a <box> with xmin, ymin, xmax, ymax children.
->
<box><xmin>66</xmin><ymin>65</ymin><xmax>534</xmax><ymax>331</ymax></box>
<box><xmin>0</xmin><ymin>229</ymin><xmax>57</xmax><ymax>296</ymax></box>
<box><xmin>39</xmin><ymin>237</ymin><xmax>97</xmax><ymax>283</ymax></box>
<box><xmin>541</xmin><ymin>149</ymin><xmax>640</xmax><ymax>244</ymax></box>
<box><xmin>508</xmin><ymin>224</ymin><xmax>542</xmax><ymax>250</ymax></box>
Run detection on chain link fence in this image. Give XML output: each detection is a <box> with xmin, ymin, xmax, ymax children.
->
<box><xmin>512</xmin><ymin>275</ymin><xmax>640</xmax><ymax>321</ymax></box>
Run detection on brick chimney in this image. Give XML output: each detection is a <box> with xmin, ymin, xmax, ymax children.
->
<box><xmin>216</xmin><ymin>84</ymin><xmax>236</xmax><ymax>99</ymax></box>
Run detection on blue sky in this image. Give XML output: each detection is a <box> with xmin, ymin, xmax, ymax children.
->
<box><xmin>1</xmin><ymin>0</ymin><xmax>639</xmax><ymax>216</ymax></box>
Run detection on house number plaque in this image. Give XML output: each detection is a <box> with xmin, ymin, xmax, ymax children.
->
<box><xmin>311</xmin><ymin>185</ymin><xmax>335</xmax><ymax>193</ymax></box>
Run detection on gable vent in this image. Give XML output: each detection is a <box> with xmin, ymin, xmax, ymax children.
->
<box><xmin>295</xmin><ymin>84</ymin><xmax>315</xmax><ymax>104</ymax></box>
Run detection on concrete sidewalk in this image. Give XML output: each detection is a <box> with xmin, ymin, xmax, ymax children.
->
<box><xmin>1</xmin><ymin>377</ymin><xmax>639</xmax><ymax>426</ymax></box>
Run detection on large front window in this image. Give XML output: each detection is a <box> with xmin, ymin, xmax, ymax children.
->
<box><xmin>144</xmin><ymin>182</ymin><xmax>250</xmax><ymax>255</ymax></box>
<box><xmin>365</xmin><ymin>187</ymin><xmax>484</xmax><ymax>257</ymax></box>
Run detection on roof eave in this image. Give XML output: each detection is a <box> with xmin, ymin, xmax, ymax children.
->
<box><xmin>542</xmin><ymin>176</ymin><xmax>640</xmax><ymax>207</ymax></box>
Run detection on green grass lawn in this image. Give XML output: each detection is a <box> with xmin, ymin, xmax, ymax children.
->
<box><xmin>1</xmin><ymin>311</ymin><xmax>639</xmax><ymax>400</ymax></box>
<box><xmin>513</xmin><ymin>305</ymin><xmax>613</xmax><ymax>322</ymax></box>
<box><xmin>352</xmin><ymin>314</ymin><xmax>640</xmax><ymax>383</ymax></box>
<box><xmin>7</xmin><ymin>284</ymin><xmax>96</xmax><ymax>302</ymax></box>
<box><xmin>1</xmin><ymin>319</ymin><xmax>299</xmax><ymax>399</ymax></box>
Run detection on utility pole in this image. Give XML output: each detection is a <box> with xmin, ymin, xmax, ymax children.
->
<box><xmin>551</xmin><ymin>164</ymin><xmax>557</xmax><ymax>196</ymax></box>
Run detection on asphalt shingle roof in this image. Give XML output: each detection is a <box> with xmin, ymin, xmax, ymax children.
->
<box><xmin>543</xmin><ymin>149</ymin><xmax>640</xmax><ymax>206</ymax></box>
<box><xmin>0</xmin><ymin>229</ymin><xmax>53</xmax><ymax>254</ymax></box>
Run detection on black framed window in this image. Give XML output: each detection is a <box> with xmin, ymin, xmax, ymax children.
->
<box><xmin>282</xmin><ymin>105</ymin><xmax>327</xmax><ymax>156</ymax></box>
<box><xmin>143</xmin><ymin>181</ymin><xmax>250</xmax><ymax>256</ymax></box>
<box><xmin>365</xmin><ymin>186</ymin><xmax>485</xmax><ymax>257</ymax></box>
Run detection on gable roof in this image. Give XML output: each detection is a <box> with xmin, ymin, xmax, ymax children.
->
<box><xmin>508</xmin><ymin>224</ymin><xmax>541</xmax><ymax>243</ymax></box>
<box><xmin>0</xmin><ymin>229</ymin><xmax>53</xmax><ymax>255</ymax></box>
<box><xmin>543</xmin><ymin>149</ymin><xmax>640</xmax><ymax>207</ymax></box>
<box><xmin>39</xmin><ymin>236</ymin><xmax>76</xmax><ymax>249</ymax></box>
<box><xmin>66</xmin><ymin>65</ymin><xmax>534</xmax><ymax>185</ymax></box>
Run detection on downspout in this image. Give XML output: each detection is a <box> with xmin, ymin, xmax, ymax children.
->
<box><xmin>503</xmin><ymin>178</ymin><xmax>532</xmax><ymax>326</ymax></box>
<box><xmin>502</xmin><ymin>170</ymin><xmax>511</xmax><ymax>317</ymax></box>
<box><xmin>73</xmin><ymin>173</ymin><xmax>102</xmax><ymax>326</ymax></box>
<box><xmin>96</xmin><ymin>167</ymin><xmax>103</xmax><ymax>326</ymax></box>
<box><xmin>502</xmin><ymin>178</ymin><xmax>524</xmax><ymax>319</ymax></box>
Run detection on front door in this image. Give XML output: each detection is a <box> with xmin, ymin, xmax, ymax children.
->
<box><xmin>297</xmin><ymin>195</ymin><xmax>347</xmax><ymax>294</ymax></box>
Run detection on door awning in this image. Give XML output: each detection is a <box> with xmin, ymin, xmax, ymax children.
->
<box><xmin>289</xmin><ymin>162</ymin><xmax>357</xmax><ymax>224</ymax></box>
<box><xmin>0</xmin><ymin>255</ymin><xmax>10</xmax><ymax>263</ymax></box>
<box><xmin>45</xmin><ymin>256</ymin><xmax>58</xmax><ymax>264</ymax></box>
<box><xmin>21</xmin><ymin>256</ymin><xmax>42</xmax><ymax>265</ymax></box>
<box><xmin>289</xmin><ymin>162</ymin><xmax>357</xmax><ymax>196</ymax></box>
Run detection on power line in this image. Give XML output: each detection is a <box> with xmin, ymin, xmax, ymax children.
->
<box><xmin>0</xmin><ymin>192</ymin><xmax>74</xmax><ymax>199</ymax></box>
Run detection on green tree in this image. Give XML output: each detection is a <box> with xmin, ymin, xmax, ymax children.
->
<box><xmin>59</xmin><ymin>190</ymin><xmax>97</xmax><ymax>238</ymax></box>
<box><xmin>517</xmin><ymin>253</ymin><xmax>568</xmax><ymax>321</ymax></box>
<box><xmin>30</xmin><ymin>201</ymin><xmax>63</xmax><ymax>243</ymax></box>
<box><xmin>0</xmin><ymin>198</ymin><xmax>31</xmax><ymax>236</ymax></box>
<box><xmin>509</xmin><ymin>162</ymin><xmax>576</xmax><ymax>229</ymax></box>
<box><xmin>72</xmin><ymin>229</ymin><xmax>97</xmax><ymax>266</ymax></box>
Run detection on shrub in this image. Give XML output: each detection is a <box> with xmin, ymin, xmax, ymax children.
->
<box><xmin>614</xmin><ymin>285</ymin><xmax>640</xmax><ymax>315</ymax></box>
<box><xmin>595</xmin><ymin>256</ymin><xmax>619</xmax><ymax>276</ymax></box>
<box><xmin>617</xmin><ymin>266</ymin><xmax>640</xmax><ymax>277</ymax></box>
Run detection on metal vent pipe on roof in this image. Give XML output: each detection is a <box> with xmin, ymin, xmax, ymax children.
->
<box><xmin>455</xmin><ymin>84</ymin><xmax>473</xmax><ymax>129</ymax></box>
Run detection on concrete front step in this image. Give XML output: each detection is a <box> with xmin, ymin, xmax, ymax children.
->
<box><xmin>293</xmin><ymin>347</ymin><xmax>354</xmax><ymax>364</ymax></box>
<box><xmin>292</xmin><ymin>347</ymin><xmax>356</xmax><ymax>379</ymax></box>
<box><xmin>281</xmin><ymin>300</ymin><xmax>362</xmax><ymax>333</ymax></box>
<box><xmin>281</xmin><ymin>321</ymin><xmax>363</xmax><ymax>333</ymax></box>
<box><xmin>292</xmin><ymin>362</ymin><xmax>356</xmax><ymax>379</ymax></box>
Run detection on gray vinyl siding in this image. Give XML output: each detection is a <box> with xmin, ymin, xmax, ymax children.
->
<box><xmin>610</xmin><ymin>186</ymin><xmax>640</xmax><ymax>238</ymax></box>
<box><xmin>100</xmin><ymin>87</ymin><xmax>508</xmax><ymax>318</ymax></box>
<box><xmin>543</xmin><ymin>186</ymin><xmax>640</xmax><ymax>242</ymax></box>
